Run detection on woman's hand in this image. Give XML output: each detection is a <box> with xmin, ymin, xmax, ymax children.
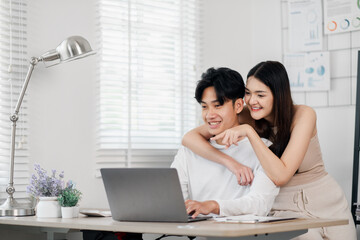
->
<box><xmin>211</xmin><ymin>124</ymin><xmax>250</xmax><ymax>148</ymax></box>
<box><xmin>185</xmin><ymin>200</ymin><xmax>219</xmax><ymax>218</ymax></box>
<box><xmin>224</xmin><ymin>159</ymin><xmax>254</xmax><ymax>185</ymax></box>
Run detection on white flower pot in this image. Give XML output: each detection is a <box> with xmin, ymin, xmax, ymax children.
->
<box><xmin>36</xmin><ymin>197</ymin><xmax>61</xmax><ymax>218</ymax></box>
<box><xmin>73</xmin><ymin>206</ymin><xmax>80</xmax><ymax>217</ymax></box>
<box><xmin>61</xmin><ymin>206</ymin><xmax>79</xmax><ymax>218</ymax></box>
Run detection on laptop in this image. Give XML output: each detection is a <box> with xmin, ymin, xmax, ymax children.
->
<box><xmin>101</xmin><ymin>168</ymin><xmax>211</xmax><ymax>222</ymax></box>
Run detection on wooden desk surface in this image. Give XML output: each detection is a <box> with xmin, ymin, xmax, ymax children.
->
<box><xmin>0</xmin><ymin>216</ymin><xmax>348</xmax><ymax>238</ymax></box>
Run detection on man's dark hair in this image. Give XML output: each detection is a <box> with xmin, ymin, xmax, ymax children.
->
<box><xmin>195</xmin><ymin>67</ymin><xmax>245</xmax><ymax>105</ymax></box>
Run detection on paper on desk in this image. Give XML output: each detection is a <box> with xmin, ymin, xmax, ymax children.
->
<box><xmin>80</xmin><ymin>209</ymin><xmax>112</xmax><ymax>217</ymax></box>
<box><xmin>214</xmin><ymin>214</ymin><xmax>296</xmax><ymax>223</ymax></box>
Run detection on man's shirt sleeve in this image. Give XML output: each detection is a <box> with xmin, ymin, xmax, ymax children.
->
<box><xmin>171</xmin><ymin>146</ymin><xmax>190</xmax><ymax>200</ymax></box>
<box><xmin>216</xmin><ymin>168</ymin><xmax>279</xmax><ymax>216</ymax></box>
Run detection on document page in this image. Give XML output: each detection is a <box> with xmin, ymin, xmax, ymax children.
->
<box><xmin>80</xmin><ymin>209</ymin><xmax>112</xmax><ymax>217</ymax></box>
<box><xmin>214</xmin><ymin>214</ymin><xmax>297</xmax><ymax>223</ymax></box>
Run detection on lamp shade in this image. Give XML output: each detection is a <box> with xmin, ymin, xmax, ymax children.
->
<box><xmin>39</xmin><ymin>36</ymin><xmax>95</xmax><ymax>67</ymax></box>
<box><xmin>57</xmin><ymin>36</ymin><xmax>95</xmax><ymax>62</ymax></box>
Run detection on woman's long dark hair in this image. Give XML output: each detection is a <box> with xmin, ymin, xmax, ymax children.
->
<box><xmin>247</xmin><ymin>61</ymin><xmax>294</xmax><ymax>157</ymax></box>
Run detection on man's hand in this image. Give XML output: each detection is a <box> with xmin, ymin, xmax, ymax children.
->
<box><xmin>225</xmin><ymin>159</ymin><xmax>254</xmax><ymax>185</ymax></box>
<box><xmin>185</xmin><ymin>200</ymin><xmax>219</xmax><ymax>218</ymax></box>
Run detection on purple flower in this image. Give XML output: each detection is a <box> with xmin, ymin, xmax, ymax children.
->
<box><xmin>26</xmin><ymin>163</ymin><xmax>65</xmax><ymax>197</ymax></box>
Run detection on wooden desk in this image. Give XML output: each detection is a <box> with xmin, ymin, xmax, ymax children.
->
<box><xmin>0</xmin><ymin>216</ymin><xmax>348</xmax><ymax>240</ymax></box>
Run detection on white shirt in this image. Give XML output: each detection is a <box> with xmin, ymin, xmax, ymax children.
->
<box><xmin>171</xmin><ymin>138</ymin><xmax>279</xmax><ymax>216</ymax></box>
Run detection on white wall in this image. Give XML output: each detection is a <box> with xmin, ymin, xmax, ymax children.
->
<box><xmin>27</xmin><ymin>0</ymin><xmax>107</xmax><ymax>208</ymax></box>
<box><xmin>25</xmin><ymin>0</ymin><xmax>356</xmax><ymax>212</ymax></box>
<box><xmin>202</xmin><ymin>0</ymin><xmax>282</xmax><ymax>77</ymax></box>
<box><xmin>202</xmin><ymin>0</ymin><xmax>252</xmax><ymax>75</ymax></box>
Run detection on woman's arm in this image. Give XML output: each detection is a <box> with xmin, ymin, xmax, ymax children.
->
<box><xmin>212</xmin><ymin>105</ymin><xmax>316</xmax><ymax>186</ymax></box>
<box><xmin>182</xmin><ymin>125</ymin><xmax>254</xmax><ymax>185</ymax></box>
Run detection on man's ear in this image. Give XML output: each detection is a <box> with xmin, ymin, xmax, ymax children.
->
<box><xmin>235</xmin><ymin>98</ymin><xmax>244</xmax><ymax>114</ymax></box>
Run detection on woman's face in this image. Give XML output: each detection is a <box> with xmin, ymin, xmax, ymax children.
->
<box><xmin>245</xmin><ymin>76</ymin><xmax>274</xmax><ymax>123</ymax></box>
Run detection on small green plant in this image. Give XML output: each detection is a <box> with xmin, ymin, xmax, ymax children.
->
<box><xmin>57</xmin><ymin>181</ymin><xmax>82</xmax><ymax>207</ymax></box>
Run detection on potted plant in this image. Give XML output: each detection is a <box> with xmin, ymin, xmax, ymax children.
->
<box><xmin>57</xmin><ymin>181</ymin><xmax>82</xmax><ymax>218</ymax></box>
<box><xmin>27</xmin><ymin>163</ymin><xmax>65</xmax><ymax>218</ymax></box>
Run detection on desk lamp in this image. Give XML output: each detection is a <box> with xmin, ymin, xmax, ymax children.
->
<box><xmin>0</xmin><ymin>36</ymin><xmax>95</xmax><ymax>216</ymax></box>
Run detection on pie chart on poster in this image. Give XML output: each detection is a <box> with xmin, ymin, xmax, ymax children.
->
<box><xmin>305</xmin><ymin>67</ymin><xmax>314</xmax><ymax>74</ymax></box>
<box><xmin>317</xmin><ymin>66</ymin><xmax>325</xmax><ymax>76</ymax></box>
<box><xmin>353</xmin><ymin>17</ymin><xmax>360</xmax><ymax>28</ymax></box>
<box><xmin>307</xmin><ymin>10</ymin><xmax>317</xmax><ymax>23</ymax></box>
<box><xmin>340</xmin><ymin>19</ymin><xmax>350</xmax><ymax>29</ymax></box>
<box><xmin>327</xmin><ymin>21</ymin><xmax>337</xmax><ymax>31</ymax></box>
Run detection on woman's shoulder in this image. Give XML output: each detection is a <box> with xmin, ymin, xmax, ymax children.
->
<box><xmin>292</xmin><ymin>105</ymin><xmax>317</xmax><ymax>135</ymax></box>
<box><xmin>293</xmin><ymin>105</ymin><xmax>316</xmax><ymax>120</ymax></box>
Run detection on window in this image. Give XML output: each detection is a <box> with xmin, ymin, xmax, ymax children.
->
<box><xmin>0</xmin><ymin>0</ymin><xmax>29</xmax><ymax>200</ymax></box>
<box><xmin>95</xmin><ymin>0</ymin><xmax>202</xmax><ymax>175</ymax></box>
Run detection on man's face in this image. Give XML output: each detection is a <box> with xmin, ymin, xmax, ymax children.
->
<box><xmin>201</xmin><ymin>86</ymin><xmax>242</xmax><ymax>137</ymax></box>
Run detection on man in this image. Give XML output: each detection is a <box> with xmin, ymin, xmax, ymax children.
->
<box><xmin>171</xmin><ymin>67</ymin><xmax>279</xmax><ymax>218</ymax></box>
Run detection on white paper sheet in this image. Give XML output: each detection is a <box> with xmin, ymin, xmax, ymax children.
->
<box><xmin>284</xmin><ymin>51</ymin><xmax>330</xmax><ymax>91</ymax></box>
<box><xmin>324</xmin><ymin>0</ymin><xmax>360</xmax><ymax>34</ymax></box>
<box><xmin>214</xmin><ymin>214</ymin><xmax>297</xmax><ymax>223</ymax></box>
<box><xmin>288</xmin><ymin>0</ymin><xmax>323</xmax><ymax>52</ymax></box>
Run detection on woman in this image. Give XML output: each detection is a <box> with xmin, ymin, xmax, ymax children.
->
<box><xmin>182</xmin><ymin>61</ymin><xmax>356</xmax><ymax>239</ymax></box>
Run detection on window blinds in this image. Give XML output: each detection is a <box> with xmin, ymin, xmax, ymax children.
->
<box><xmin>0</xmin><ymin>0</ymin><xmax>29</xmax><ymax>200</ymax></box>
<box><xmin>96</xmin><ymin>0</ymin><xmax>201</xmax><ymax>175</ymax></box>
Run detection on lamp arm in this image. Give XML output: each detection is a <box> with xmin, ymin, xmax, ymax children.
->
<box><xmin>7</xmin><ymin>57</ymin><xmax>40</xmax><ymax>197</ymax></box>
<box><xmin>13</xmin><ymin>57</ymin><xmax>40</xmax><ymax>115</ymax></box>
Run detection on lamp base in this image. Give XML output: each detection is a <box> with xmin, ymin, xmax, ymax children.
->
<box><xmin>0</xmin><ymin>196</ymin><xmax>35</xmax><ymax>216</ymax></box>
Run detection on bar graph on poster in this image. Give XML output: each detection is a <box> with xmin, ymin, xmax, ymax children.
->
<box><xmin>288</xmin><ymin>0</ymin><xmax>323</xmax><ymax>52</ymax></box>
<box><xmin>284</xmin><ymin>52</ymin><xmax>330</xmax><ymax>91</ymax></box>
<box><xmin>324</xmin><ymin>0</ymin><xmax>360</xmax><ymax>34</ymax></box>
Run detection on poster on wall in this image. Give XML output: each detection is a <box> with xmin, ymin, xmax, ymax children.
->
<box><xmin>288</xmin><ymin>0</ymin><xmax>323</xmax><ymax>52</ymax></box>
<box><xmin>324</xmin><ymin>0</ymin><xmax>360</xmax><ymax>34</ymax></box>
<box><xmin>284</xmin><ymin>52</ymin><xmax>330</xmax><ymax>91</ymax></box>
